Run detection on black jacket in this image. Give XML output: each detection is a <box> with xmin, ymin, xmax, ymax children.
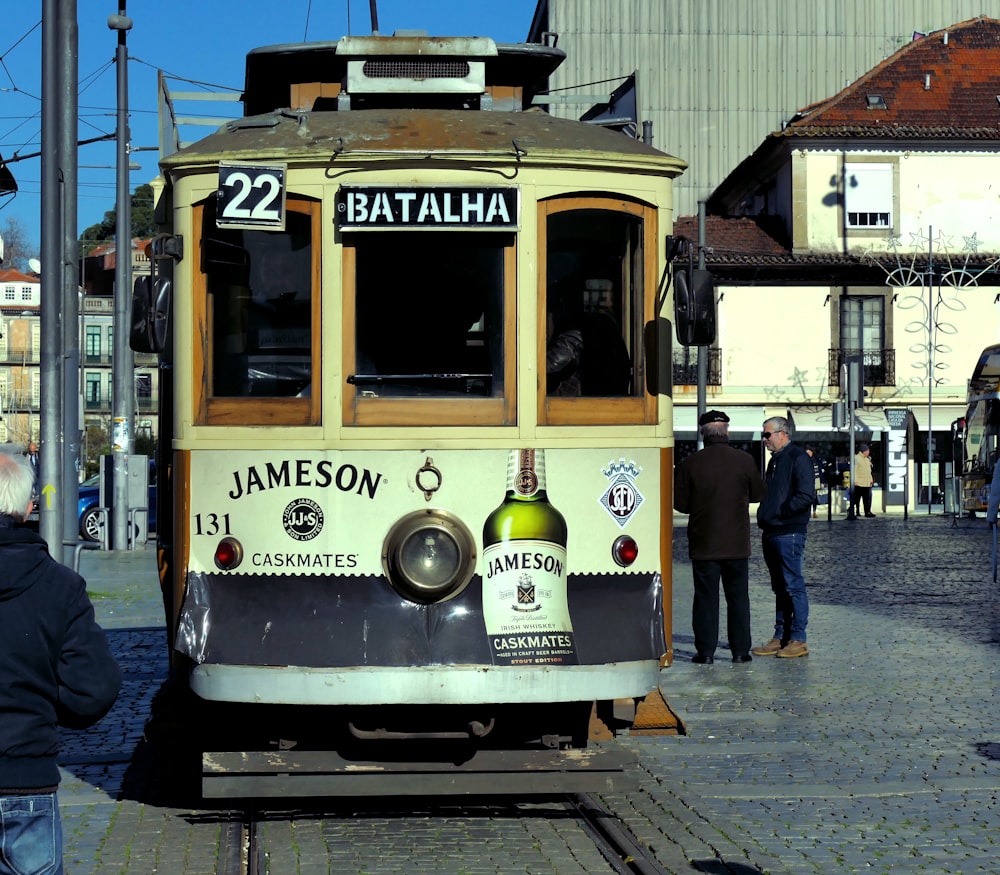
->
<box><xmin>674</xmin><ymin>437</ymin><xmax>766</xmax><ymax>560</ymax></box>
<box><xmin>0</xmin><ymin>519</ymin><xmax>122</xmax><ymax>790</ymax></box>
<box><xmin>757</xmin><ymin>442</ymin><xmax>815</xmax><ymax>535</ymax></box>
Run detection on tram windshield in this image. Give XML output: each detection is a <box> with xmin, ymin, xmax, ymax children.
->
<box><xmin>351</xmin><ymin>232</ymin><xmax>507</xmax><ymax>398</ymax></box>
<box><xmin>545</xmin><ymin>208</ymin><xmax>642</xmax><ymax>398</ymax></box>
<box><xmin>965</xmin><ymin>398</ymin><xmax>1000</xmax><ymax>475</ymax></box>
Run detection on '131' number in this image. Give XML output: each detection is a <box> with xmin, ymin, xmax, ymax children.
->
<box><xmin>194</xmin><ymin>513</ymin><xmax>232</xmax><ymax>536</ymax></box>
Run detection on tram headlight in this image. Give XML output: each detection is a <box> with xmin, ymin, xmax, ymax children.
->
<box><xmin>382</xmin><ymin>510</ymin><xmax>477</xmax><ymax>604</ymax></box>
<box><xmin>214</xmin><ymin>537</ymin><xmax>244</xmax><ymax>571</ymax></box>
<box><xmin>612</xmin><ymin>534</ymin><xmax>639</xmax><ymax>568</ymax></box>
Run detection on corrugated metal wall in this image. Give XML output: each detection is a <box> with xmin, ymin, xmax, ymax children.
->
<box><xmin>540</xmin><ymin>0</ymin><xmax>1000</xmax><ymax>218</ymax></box>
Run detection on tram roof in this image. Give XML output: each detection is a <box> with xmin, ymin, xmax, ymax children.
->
<box><xmin>161</xmin><ymin>106</ymin><xmax>684</xmax><ymax>174</ymax></box>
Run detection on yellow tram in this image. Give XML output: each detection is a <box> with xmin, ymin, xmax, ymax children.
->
<box><xmin>132</xmin><ymin>32</ymin><xmax>687</xmax><ymax>796</ymax></box>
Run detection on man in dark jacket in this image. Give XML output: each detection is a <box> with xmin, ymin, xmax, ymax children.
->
<box><xmin>753</xmin><ymin>416</ymin><xmax>816</xmax><ymax>659</ymax></box>
<box><xmin>0</xmin><ymin>449</ymin><xmax>122</xmax><ymax>874</ymax></box>
<box><xmin>675</xmin><ymin>410</ymin><xmax>766</xmax><ymax>663</ymax></box>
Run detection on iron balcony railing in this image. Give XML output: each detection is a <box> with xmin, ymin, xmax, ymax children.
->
<box><xmin>84</xmin><ymin>396</ymin><xmax>157</xmax><ymax>412</ymax></box>
<box><xmin>828</xmin><ymin>348</ymin><xmax>895</xmax><ymax>387</ymax></box>
<box><xmin>673</xmin><ymin>347</ymin><xmax>722</xmax><ymax>386</ymax></box>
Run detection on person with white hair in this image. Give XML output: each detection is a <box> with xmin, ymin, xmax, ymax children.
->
<box><xmin>0</xmin><ymin>449</ymin><xmax>121</xmax><ymax>874</ymax></box>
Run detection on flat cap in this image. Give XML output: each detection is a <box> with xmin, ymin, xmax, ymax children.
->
<box><xmin>699</xmin><ymin>410</ymin><xmax>730</xmax><ymax>426</ymax></box>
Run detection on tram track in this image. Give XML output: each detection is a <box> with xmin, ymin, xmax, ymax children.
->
<box><xmin>215</xmin><ymin>794</ymin><xmax>670</xmax><ymax>875</ymax></box>
<box><xmin>217</xmin><ymin>810</ymin><xmax>263</xmax><ymax>875</ymax></box>
<box><xmin>568</xmin><ymin>793</ymin><xmax>672</xmax><ymax>875</ymax></box>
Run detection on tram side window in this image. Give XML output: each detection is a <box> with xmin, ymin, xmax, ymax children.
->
<box><xmin>545</xmin><ymin>209</ymin><xmax>641</xmax><ymax>398</ymax></box>
<box><xmin>202</xmin><ymin>200</ymin><xmax>313</xmax><ymax>398</ymax></box>
<box><xmin>352</xmin><ymin>232</ymin><xmax>506</xmax><ymax>397</ymax></box>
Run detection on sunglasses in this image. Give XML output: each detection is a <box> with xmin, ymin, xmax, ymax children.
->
<box><xmin>762</xmin><ymin>431</ymin><xmax>781</xmax><ymax>439</ymax></box>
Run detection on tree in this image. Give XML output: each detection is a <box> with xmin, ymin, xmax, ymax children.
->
<box><xmin>0</xmin><ymin>216</ymin><xmax>39</xmax><ymax>272</ymax></box>
<box><xmin>80</xmin><ymin>183</ymin><xmax>158</xmax><ymax>244</ymax></box>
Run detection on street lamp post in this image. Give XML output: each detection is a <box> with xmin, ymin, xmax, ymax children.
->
<box><xmin>109</xmin><ymin>4</ymin><xmax>135</xmax><ymax>550</ymax></box>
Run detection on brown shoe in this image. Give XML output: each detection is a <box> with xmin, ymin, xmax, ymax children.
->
<box><xmin>776</xmin><ymin>640</ymin><xmax>809</xmax><ymax>658</ymax></box>
<box><xmin>751</xmin><ymin>637</ymin><xmax>782</xmax><ymax>656</ymax></box>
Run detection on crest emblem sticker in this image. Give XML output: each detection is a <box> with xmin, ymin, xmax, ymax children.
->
<box><xmin>599</xmin><ymin>459</ymin><xmax>644</xmax><ymax>528</ymax></box>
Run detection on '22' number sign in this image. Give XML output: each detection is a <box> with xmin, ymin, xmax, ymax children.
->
<box><xmin>216</xmin><ymin>163</ymin><xmax>287</xmax><ymax>230</ymax></box>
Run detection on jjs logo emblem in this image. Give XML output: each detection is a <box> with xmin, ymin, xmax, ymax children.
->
<box><xmin>282</xmin><ymin>498</ymin><xmax>324</xmax><ymax>541</ymax></box>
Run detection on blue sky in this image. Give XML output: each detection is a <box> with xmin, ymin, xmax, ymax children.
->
<box><xmin>0</xmin><ymin>1</ymin><xmax>541</xmax><ymax>255</ymax></box>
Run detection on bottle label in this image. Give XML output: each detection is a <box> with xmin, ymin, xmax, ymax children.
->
<box><xmin>508</xmin><ymin>448</ymin><xmax>543</xmax><ymax>497</ymax></box>
<box><xmin>482</xmin><ymin>539</ymin><xmax>578</xmax><ymax>666</ymax></box>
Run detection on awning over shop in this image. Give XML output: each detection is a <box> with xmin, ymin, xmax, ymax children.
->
<box><xmin>788</xmin><ymin>406</ymin><xmax>889</xmax><ymax>435</ymax></box>
<box><xmin>673</xmin><ymin>406</ymin><xmax>766</xmax><ymax>435</ymax></box>
<box><xmin>909</xmin><ymin>405</ymin><xmax>970</xmax><ymax>430</ymax></box>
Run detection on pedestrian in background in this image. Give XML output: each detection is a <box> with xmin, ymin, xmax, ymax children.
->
<box><xmin>753</xmin><ymin>416</ymin><xmax>815</xmax><ymax>659</ymax></box>
<box><xmin>25</xmin><ymin>440</ymin><xmax>39</xmax><ymax>504</ymax></box>
<box><xmin>675</xmin><ymin>410</ymin><xmax>766</xmax><ymax>664</ymax></box>
<box><xmin>0</xmin><ymin>449</ymin><xmax>122</xmax><ymax>875</ymax></box>
<box><xmin>849</xmin><ymin>443</ymin><xmax>876</xmax><ymax>518</ymax></box>
<box><xmin>805</xmin><ymin>446</ymin><xmax>821</xmax><ymax>518</ymax></box>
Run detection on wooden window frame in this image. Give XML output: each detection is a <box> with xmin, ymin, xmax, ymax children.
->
<box><xmin>538</xmin><ymin>196</ymin><xmax>658</xmax><ymax>426</ymax></box>
<box><xmin>341</xmin><ymin>237</ymin><xmax>517</xmax><ymax>427</ymax></box>
<box><xmin>192</xmin><ymin>197</ymin><xmax>322</xmax><ymax>427</ymax></box>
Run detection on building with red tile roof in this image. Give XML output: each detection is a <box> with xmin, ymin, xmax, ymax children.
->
<box><xmin>670</xmin><ymin>17</ymin><xmax>1000</xmax><ymax>510</ymax></box>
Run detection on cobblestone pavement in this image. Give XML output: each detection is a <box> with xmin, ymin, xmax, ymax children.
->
<box><xmin>52</xmin><ymin>514</ymin><xmax>999</xmax><ymax>873</ymax></box>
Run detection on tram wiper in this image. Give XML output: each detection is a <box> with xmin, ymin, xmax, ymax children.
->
<box><xmin>348</xmin><ymin>373</ymin><xmax>493</xmax><ymax>396</ymax></box>
<box><xmin>348</xmin><ymin>373</ymin><xmax>492</xmax><ymax>383</ymax></box>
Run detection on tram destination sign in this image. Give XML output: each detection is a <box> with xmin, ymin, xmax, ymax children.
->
<box><xmin>336</xmin><ymin>186</ymin><xmax>519</xmax><ymax>230</ymax></box>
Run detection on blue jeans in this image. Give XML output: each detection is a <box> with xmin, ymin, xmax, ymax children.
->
<box><xmin>0</xmin><ymin>794</ymin><xmax>62</xmax><ymax>875</ymax></box>
<box><xmin>761</xmin><ymin>531</ymin><xmax>809</xmax><ymax>643</ymax></box>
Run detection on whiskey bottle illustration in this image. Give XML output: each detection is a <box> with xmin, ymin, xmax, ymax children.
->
<box><xmin>482</xmin><ymin>449</ymin><xmax>578</xmax><ymax>665</ymax></box>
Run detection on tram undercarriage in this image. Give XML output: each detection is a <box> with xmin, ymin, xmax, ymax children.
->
<box><xmin>183</xmin><ymin>700</ymin><xmax>644</xmax><ymax>797</ymax></box>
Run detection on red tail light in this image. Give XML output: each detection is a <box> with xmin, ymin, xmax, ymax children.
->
<box><xmin>214</xmin><ymin>537</ymin><xmax>244</xmax><ymax>571</ymax></box>
<box><xmin>612</xmin><ymin>535</ymin><xmax>639</xmax><ymax>567</ymax></box>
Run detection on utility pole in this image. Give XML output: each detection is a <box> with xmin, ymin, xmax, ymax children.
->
<box><xmin>696</xmin><ymin>201</ymin><xmax>707</xmax><ymax>449</ymax></box>
<box><xmin>109</xmin><ymin>3</ymin><xmax>134</xmax><ymax>550</ymax></box>
<box><xmin>61</xmin><ymin>6</ymin><xmax>81</xmax><ymax>564</ymax></box>
<box><xmin>843</xmin><ymin>355</ymin><xmax>863</xmax><ymax>520</ymax></box>
<box><xmin>39</xmin><ymin>0</ymin><xmax>78</xmax><ymax>558</ymax></box>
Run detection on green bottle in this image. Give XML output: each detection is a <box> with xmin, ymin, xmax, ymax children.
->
<box><xmin>482</xmin><ymin>449</ymin><xmax>577</xmax><ymax>666</ymax></box>
<box><xmin>483</xmin><ymin>448</ymin><xmax>568</xmax><ymax>545</ymax></box>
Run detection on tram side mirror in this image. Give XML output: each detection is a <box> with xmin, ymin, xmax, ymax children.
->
<box><xmin>132</xmin><ymin>234</ymin><xmax>180</xmax><ymax>357</ymax></box>
<box><xmin>673</xmin><ymin>267</ymin><xmax>716</xmax><ymax>347</ymax></box>
<box><xmin>130</xmin><ymin>234</ymin><xmax>174</xmax><ymax>363</ymax></box>
<box><xmin>130</xmin><ymin>275</ymin><xmax>173</xmax><ymax>359</ymax></box>
<box><xmin>643</xmin><ymin>317</ymin><xmax>673</xmax><ymax>397</ymax></box>
<box><xmin>131</xmin><ymin>275</ymin><xmax>155</xmax><ymax>353</ymax></box>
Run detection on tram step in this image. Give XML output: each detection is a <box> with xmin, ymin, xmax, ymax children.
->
<box><xmin>202</xmin><ymin>746</ymin><xmax>638</xmax><ymax>797</ymax></box>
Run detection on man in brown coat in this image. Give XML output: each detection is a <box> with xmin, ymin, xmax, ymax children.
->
<box><xmin>674</xmin><ymin>410</ymin><xmax>766</xmax><ymax>663</ymax></box>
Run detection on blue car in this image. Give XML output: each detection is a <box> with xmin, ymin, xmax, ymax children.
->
<box><xmin>78</xmin><ymin>474</ymin><xmax>157</xmax><ymax>541</ymax></box>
